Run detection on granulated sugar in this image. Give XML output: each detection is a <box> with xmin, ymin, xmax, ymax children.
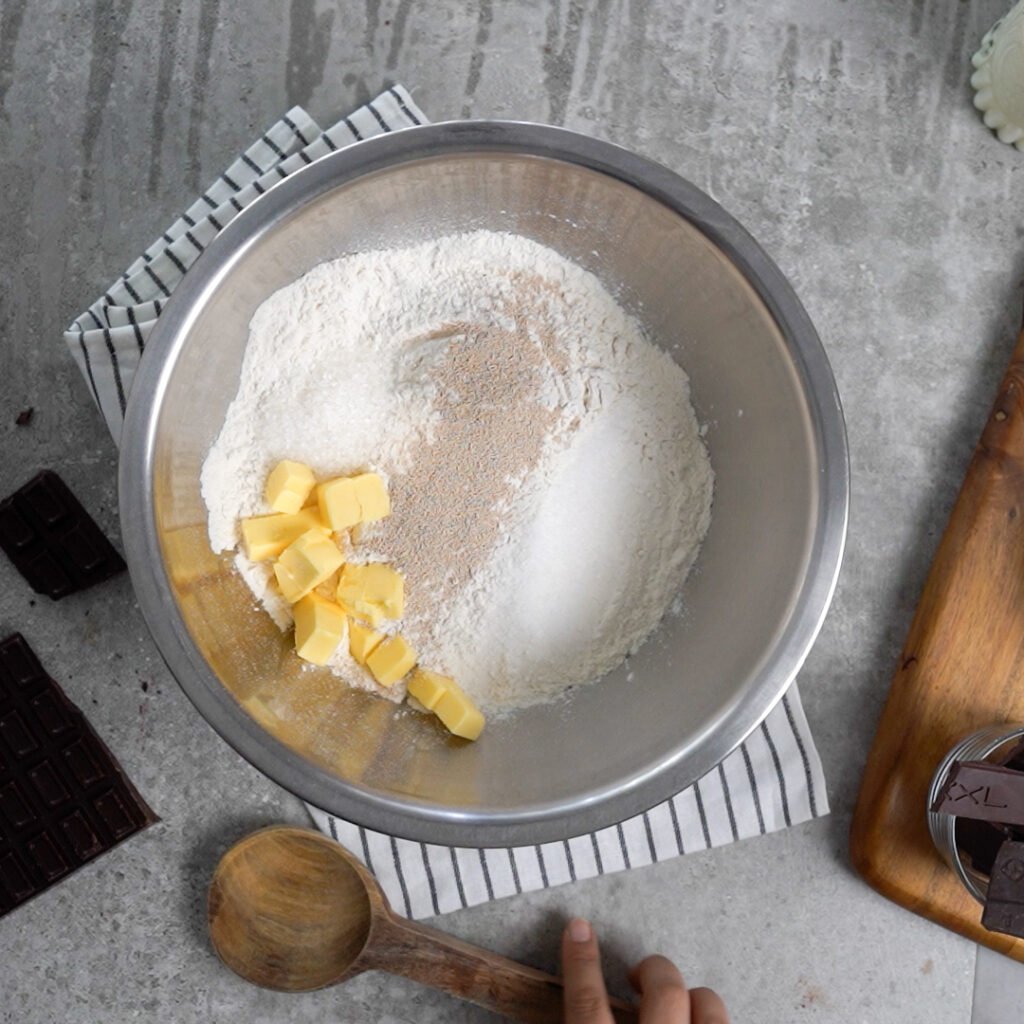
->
<box><xmin>201</xmin><ymin>231</ymin><xmax>713</xmax><ymax>713</ymax></box>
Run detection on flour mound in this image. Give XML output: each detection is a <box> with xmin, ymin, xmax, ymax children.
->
<box><xmin>201</xmin><ymin>231</ymin><xmax>713</xmax><ymax>713</ymax></box>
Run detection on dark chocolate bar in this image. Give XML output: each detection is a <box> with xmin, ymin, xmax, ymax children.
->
<box><xmin>0</xmin><ymin>471</ymin><xmax>125</xmax><ymax>599</ymax></box>
<box><xmin>0</xmin><ymin>634</ymin><xmax>157</xmax><ymax>917</ymax></box>
<box><xmin>931</xmin><ymin>760</ymin><xmax>1024</xmax><ymax>827</ymax></box>
<box><xmin>982</xmin><ymin>840</ymin><xmax>1024</xmax><ymax>939</ymax></box>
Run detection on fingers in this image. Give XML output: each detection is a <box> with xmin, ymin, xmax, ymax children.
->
<box><xmin>561</xmin><ymin>918</ymin><xmax>615</xmax><ymax>1024</ymax></box>
<box><xmin>561</xmin><ymin>923</ymin><xmax>729</xmax><ymax>1024</ymax></box>
<box><xmin>688</xmin><ymin>987</ymin><xmax>730</xmax><ymax>1024</ymax></box>
<box><xmin>629</xmin><ymin>957</ymin><xmax>729</xmax><ymax>1024</ymax></box>
<box><xmin>629</xmin><ymin>956</ymin><xmax>690</xmax><ymax>1022</ymax></box>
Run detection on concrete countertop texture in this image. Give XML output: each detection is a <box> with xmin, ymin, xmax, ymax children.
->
<box><xmin>1</xmin><ymin>0</ymin><xmax>1021</xmax><ymax>1020</ymax></box>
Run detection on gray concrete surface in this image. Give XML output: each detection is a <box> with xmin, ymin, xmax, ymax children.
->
<box><xmin>1</xmin><ymin>0</ymin><xmax>1021</xmax><ymax>1020</ymax></box>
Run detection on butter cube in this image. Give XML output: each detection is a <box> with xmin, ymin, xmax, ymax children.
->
<box><xmin>240</xmin><ymin>507</ymin><xmax>325</xmax><ymax>561</ymax></box>
<box><xmin>406</xmin><ymin>668</ymin><xmax>449</xmax><ymax>711</ymax></box>
<box><xmin>336</xmin><ymin>563</ymin><xmax>404</xmax><ymax>622</ymax></box>
<box><xmin>317</xmin><ymin>477</ymin><xmax>362</xmax><ymax>532</ymax></box>
<box><xmin>265</xmin><ymin>460</ymin><xmax>316</xmax><ymax>514</ymax></box>
<box><xmin>408</xmin><ymin>669</ymin><xmax>485</xmax><ymax>740</ymax></box>
<box><xmin>348</xmin><ymin>618</ymin><xmax>385</xmax><ymax>665</ymax></box>
<box><xmin>318</xmin><ymin>472</ymin><xmax>391</xmax><ymax>531</ymax></box>
<box><xmin>293</xmin><ymin>593</ymin><xmax>346</xmax><ymax>665</ymax></box>
<box><xmin>314</xmin><ymin>568</ymin><xmax>342</xmax><ymax>599</ymax></box>
<box><xmin>273</xmin><ymin>528</ymin><xmax>344</xmax><ymax>603</ymax></box>
<box><xmin>352</xmin><ymin>473</ymin><xmax>391</xmax><ymax>522</ymax></box>
<box><xmin>366</xmin><ymin>634</ymin><xmax>416</xmax><ymax>687</ymax></box>
<box><xmin>434</xmin><ymin>685</ymin><xmax>486</xmax><ymax>741</ymax></box>
<box><xmin>344</xmin><ymin>599</ymin><xmax>385</xmax><ymax>627</ymax></box>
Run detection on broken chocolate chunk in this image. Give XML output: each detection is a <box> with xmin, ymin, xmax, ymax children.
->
<box><xmin>0</xmin><ymin>634</ymin><xmax>158</xmax><ymax>917</ymax></box>
<box><xmin>982</xmin><ymin>840</ymin><xmax>1024</xmax><ymax>939</ymax></box>
<box><xmin>0</xmin><ymin>471</ymin><xmax>125</xmax><ymax>599</ymax></box>
<box><xmin>955</xmin><ymin>817</ymin><xmax>1018</xmax><ymax>877</ymax></box>
<box><xmin>997</xmin><ymin>737</ymin><xmax>1024</xmax><ymax>773</ymax></box>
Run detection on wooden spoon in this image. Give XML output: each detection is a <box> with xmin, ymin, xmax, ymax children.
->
<box><xmin>208</xmin><ymin>825</ymin><xmax>637</xmax><ymax>1021</ymax></box>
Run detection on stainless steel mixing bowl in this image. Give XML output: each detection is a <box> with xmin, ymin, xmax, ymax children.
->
<box><xmin>120</xmin><ymin>121</ymin><xmax>848</xmax><ymax>846</ymax></box>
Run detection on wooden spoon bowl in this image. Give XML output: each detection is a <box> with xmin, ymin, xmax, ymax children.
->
<box><xmin>208</xmin><ymin>825</ymin><xmax>373</xmax><ymax>990</ymax></box>
<box><xmin>208</xmin><ymin>826</ymin><xmax>637</xmax><ymax>1021</ymax></box>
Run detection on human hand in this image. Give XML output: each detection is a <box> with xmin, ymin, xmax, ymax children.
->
<box><xmin>561</xmin><ymin>918</ymin><xmax>729</xmax><ymax>1023</ymax></box>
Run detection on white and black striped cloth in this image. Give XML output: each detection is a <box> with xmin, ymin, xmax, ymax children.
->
<box><xmin>309</xmin><ymin>690</ymin><xmax>825</xmax><ymax>919</ymax></box>
<box><xmin>64</xmin><ymin>88</ymin><xmax>828</xmax><ymax>919</ymax></box>
<box><xmin>64</xmin><ymin>86</ymin><xmax>425</xmax><ymax>439</ymax></box>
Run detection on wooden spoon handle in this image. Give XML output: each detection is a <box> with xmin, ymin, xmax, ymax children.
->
<box><xmin>367</xmin><ymin>913</ymin><xmax>638</xmax><ymax>1022</ymax></box>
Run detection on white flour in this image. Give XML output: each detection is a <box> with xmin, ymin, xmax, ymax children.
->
<box><xmin>201</xmin><ymin>231</ymin><xmax>713</xmax><ymax>713</ymax></box>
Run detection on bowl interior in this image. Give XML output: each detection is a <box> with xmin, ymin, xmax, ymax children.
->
<box><xmin>147</xmin><ymin>150</ymin><xmax>819</xmax><ymax>835</ymax></box>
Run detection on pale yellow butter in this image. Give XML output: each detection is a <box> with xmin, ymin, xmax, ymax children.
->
<box><xmin>293</xmin><ymin>593</ymin><xmax>346</xmax><ymax>665</ymax></box>
<box><xmin>317</xmin><ymin>472</ymin><xmax>391</xmax><ymax>532</ymax></box>
<box><xmin>265</xmin><ymin>460</ymin><xmax>316</xmax><ymax>514</ymax></box>
<box><xmin>336</xmin><ymin>563</ymin><xmax>404</xmax><ymax>622</ymax></box>
<box><xmin>366</xmin><ymin>634</ymin><xmax>416</xmax><ymax>687</ymax></box>
<box><xmin>348</xmin><ymin>619</ymin><xmax>385</xmax><ymax>665</ymax></box>
<box><xmin>240</xmin><ymin>507</ymin><xmax>325</xmax><ymax>561</ymax></box>
<box><xmin>343</xmin><ymin>598</ymin><xmax>385</xmax><ymax>627</ymax></box>
<box><xmin>273</xmin><ymin>528</ymin><xmax>344</xmax><ymax>603</ymax></box>
<box><xmin>406</xmin><ymin>667</ymin><xmax>448</xmax><ymax>711</ymax></box>
<box><xmin>317</xmin><ymin>477</ymin><xmax>362</xmax><ymax>532</ymax></box>
<box><xmin>351</xmin><ymin>472</ymin><xmax>391</xmax><ymax>521</ymax></box>
<box><xmin>408</xmin><ymin>668</ymin><xmax>485</xmax><ymax>741</ymax></box>
<box><xmin>434</xmin><ymin>687</ymin><xmax>486</xmax><ymax>741</ymax></box>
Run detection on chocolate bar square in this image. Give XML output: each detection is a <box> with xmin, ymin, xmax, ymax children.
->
<box><xmin>0</xmin><ymin>471</ymin><xmax>125</xmax><ymax>599</ymax></box>
<box><xmin>982</xmin><ymin>840</ymin><xmax>1024</xmax><ymax>939</ymax></box>
<box><xmin>932</xmin><ymin>760</ymin><xmax>1024</xmax><ymax>827</ymax></box>
<box><xmin>0</xmin><ymin>634</ymin><xmax>158</xmax><ymax>917</ymax></box>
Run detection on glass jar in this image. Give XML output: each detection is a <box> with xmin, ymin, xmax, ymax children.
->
<box><xmin>927</xmin><ymin>723</ymin><xmax>1024</xmax><ymax>903</ymax></box>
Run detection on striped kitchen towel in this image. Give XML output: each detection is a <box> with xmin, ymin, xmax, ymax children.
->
<box><xmin>64</xmin><ymin>87</ymin><xmax>828</xmax><ymax>919</ymax></box>
<box><xmin>307</xmin><ymin>692</ymin><xmax>825</xmax><ymax>919</ymax></box>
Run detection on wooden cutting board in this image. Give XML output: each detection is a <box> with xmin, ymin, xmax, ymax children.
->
<box><xmin>850</xmin><ymin>308</ymin><xmax>1024</xmax><ymax>960</ymax></box>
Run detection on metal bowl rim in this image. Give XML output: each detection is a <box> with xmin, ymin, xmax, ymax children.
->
<box><xmin>118</xmin><ymin>120</ymin><xmax>850</xmax><ymax>846</ymax></box>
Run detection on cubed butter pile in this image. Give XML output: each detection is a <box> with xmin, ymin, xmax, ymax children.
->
<box><xmin>239</xmin><ymin>460</ymin><xmax>485</xmax><ymax>741</ymax></box>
